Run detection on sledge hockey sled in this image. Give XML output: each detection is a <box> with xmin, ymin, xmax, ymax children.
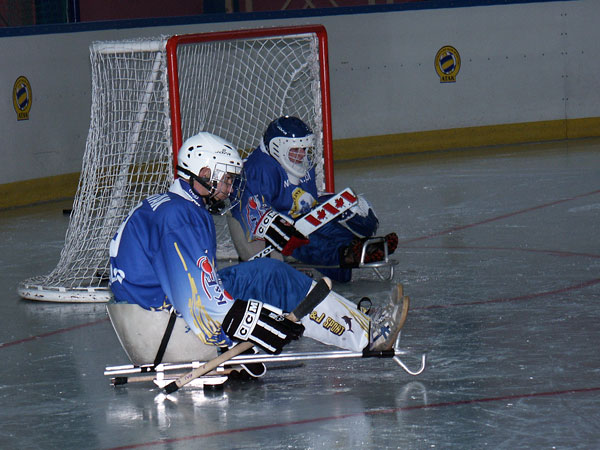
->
<box><xmin>105</xmin><ymin>303</ymin><xmax>229</xmax><ymax>388</ymax></box>
<box><xmin>104</xmin><ymin>297</ymin><xmax>426</xmax><ymax>390</ymax></box>
<box><xmin>227</xmin><ymin>212</ymin><xmax>398</xmax><ymax>281</ymax></box>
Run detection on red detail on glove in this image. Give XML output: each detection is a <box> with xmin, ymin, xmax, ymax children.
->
<box><xmin>280</xmin><ymin>235</ymin><xmax>310</xmax><ymax>256</ymax></box>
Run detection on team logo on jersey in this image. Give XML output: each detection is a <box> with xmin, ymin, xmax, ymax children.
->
<box><xmin>197</xmin><ymin>256</ymin><xmax>232</xmax><ymax>306</ymax></box>
<box><xmin>13</xmin><ymin>76</ymin><xmax>32</xmax><ymax>121</ymax></box>
<box><xmin>435</xmin><ymin>45</ymin><xmax>461</xmax><ymax>83</ymax></box>
<box><xmin>290</xmin><ymin>188</ymin><xmax>316</xmax><ymax>218</ymax></box>
<box><xmin>245</xmin><ymin>195</ymin><xmax>268</xmax><ymax>235</ymax></box>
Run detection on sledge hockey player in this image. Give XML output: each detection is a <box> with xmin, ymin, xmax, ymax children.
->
<box><xmin>109</xmin><ymin>132</ymin><xmax>407</xmax><ymax>379</ymax></box>
<box><xmin>228</xmin><ymin>115</ymin><xmax>398</xmax><ymax>283</ymax></box>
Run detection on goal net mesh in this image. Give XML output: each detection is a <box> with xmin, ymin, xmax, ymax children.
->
<box><xmin>18</xmin><ymin>28</ymin><xmax>328</xmax><ymax>302</ymax></box>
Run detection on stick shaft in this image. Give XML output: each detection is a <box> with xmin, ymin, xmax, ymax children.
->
<box><xmin>164</xmin><ymin>278</ymin><xmax>331</xmax><ymax>393</ymax></box>
<box><xmin>168</xmin><ymin>342</ymin><xmax>253</xmax><ymax>390</ymax></box>
<box><xmin>167</xmin><ymin>308</ymin><xmax>301</xmax><ymax>389</ymax></box>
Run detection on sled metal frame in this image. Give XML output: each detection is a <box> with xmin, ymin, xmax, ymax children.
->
<box><xmin>291</xmin><ymin>236</ymin><xmax>398</xmax><ymax>281</ymax></box>
<box><xmin>104</xmin><ymin>332</ymin><xmax>426</xmax><ymax>389</ymax></box>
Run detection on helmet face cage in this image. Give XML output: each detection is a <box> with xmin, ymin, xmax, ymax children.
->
<box><xmin>206</xmin><ymin>162</ymin><xmax>246</xmax><ymax>215</ymax></box>
<box><xmin>269</xmin><ymin>135</ymin><xmax>316</xmax><ymax>180</ymax></box>
<box><xmin>176</xmin><ymin>132</ymin><xmax>245</xmax><ymax>214</ymax></box>
<box><xmin>264</xmin><ymin>116</ymin><xmax>316</xmax><ymax>180</ymax></box>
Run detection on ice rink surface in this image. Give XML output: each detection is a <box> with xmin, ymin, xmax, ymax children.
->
<box><xmin>1</xmin><ymin>139</ymin><xmax>599</xmax><ymax>449</ymax></box>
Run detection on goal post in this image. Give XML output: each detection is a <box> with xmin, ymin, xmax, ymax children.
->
<box><xmin>167</xmin><ymin>26</ymin><xmax>334</xmax><ymax>191</ymax></box>
<box><xmin>17</xmin><ymin>24</ymin><xmax>334</xmax><ymax>303</ymax></box>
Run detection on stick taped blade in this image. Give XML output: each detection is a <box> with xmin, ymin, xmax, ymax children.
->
<box><xmin>291</xmin><ymin>277</ymin><xmax>331</xmax><ymax>319</ymax></box>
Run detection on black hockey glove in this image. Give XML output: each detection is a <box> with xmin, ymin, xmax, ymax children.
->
<box><xmin>221</xmin><ymin>299</ymin><xmax>305</xmax><ymax>354</ymax></box>
<box><xmin>255</xmin><ymin>210</ymin><xmax>309</xmax><ymax>256</ymax></box>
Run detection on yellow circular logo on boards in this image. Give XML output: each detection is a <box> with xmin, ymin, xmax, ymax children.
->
<box><xmin>13</xmin><ymin>76</ymin><xmax>32</xmax><ymax>120</ymax></box>
<box><xmin>435</xmin><ymin>46</ymin><xmax>461</xmax><ymax>83</ymax></box>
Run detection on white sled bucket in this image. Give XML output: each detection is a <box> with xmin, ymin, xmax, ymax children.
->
<box><xmin>107</xmin><ymin>303</ymin><xmax>218</xmax><ymax>366</ymax></box>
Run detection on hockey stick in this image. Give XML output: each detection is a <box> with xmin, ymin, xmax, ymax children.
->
<box><xmin>249</xmin><ymin>188</ymin><xmax>358</xmax><ymax>261</ymax></box>
<box><xmin>164</xmin><ymin>277</ymin><xmax>332</xmax><ymax>393</ymax></box>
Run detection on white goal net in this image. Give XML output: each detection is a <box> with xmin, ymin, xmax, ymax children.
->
<box><xmin>18</xmin><ymin>25</ymin><xmax>333</xmax><ymax>302</ymax></box>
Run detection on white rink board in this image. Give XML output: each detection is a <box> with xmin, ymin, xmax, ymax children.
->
<box><xmin>0</xmin><ymin>1</ymin><xmax>597</xmax><ymax>186</ymax></box>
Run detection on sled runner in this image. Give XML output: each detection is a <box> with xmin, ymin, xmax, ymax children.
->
<box><xmin>290</xmin><ymin>235</ymin><xmax>399</xmax><ymax>281</ymax></box>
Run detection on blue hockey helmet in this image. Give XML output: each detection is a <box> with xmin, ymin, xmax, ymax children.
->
<box><xmin>262</xmin><ymin>116</ymin><xmax>316</xmax><ymax>184</ymax></box>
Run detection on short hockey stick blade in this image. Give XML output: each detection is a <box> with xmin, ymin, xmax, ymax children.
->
<box><xmin>164</xmin><ymin>277</ymin><xmax>332</xmax><ymax>394</ymax></box>
<box><xmin>288</xmin><ymin>276</ymin><xmax>331</xmax><ymax>319</ymax></box>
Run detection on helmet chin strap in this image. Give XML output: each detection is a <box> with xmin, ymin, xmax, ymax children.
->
<box><xmin>177</xmin><ymin>166</ymin><xmax>224</xmax><ymax>213</ymax></box>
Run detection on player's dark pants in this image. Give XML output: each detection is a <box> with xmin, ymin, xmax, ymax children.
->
<box><xmin>218</xmin><ymin>258</ymin><xmax>313</xmax><ymax>312</ymax></box>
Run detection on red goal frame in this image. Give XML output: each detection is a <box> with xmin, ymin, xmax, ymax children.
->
<box><xmin>165</xmin><ymin>25</ymin><xmax>335</xmax><ymax>192</ymax></box>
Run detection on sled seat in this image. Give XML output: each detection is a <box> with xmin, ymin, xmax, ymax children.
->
<box><xmin>107</xmin><ymin>302</ymin><xmax>218</xmax><ymax>366</ymax></box>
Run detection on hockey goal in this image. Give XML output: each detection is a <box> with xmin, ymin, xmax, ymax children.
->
<box><xmin>18</xmin><ymin>25</ymin><xmax>334</xmax><ymax>302</ymax></box>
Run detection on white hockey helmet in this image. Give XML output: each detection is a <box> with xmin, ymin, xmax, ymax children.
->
<box><xmin>261</xmin><ymin>116</ymin><xmax>316</xmax><ymax>184</ymax></box>
<box><xmin>177</xmin><ymin>132</ymin><xmax>245</xmax><ymax>214</ymax></box>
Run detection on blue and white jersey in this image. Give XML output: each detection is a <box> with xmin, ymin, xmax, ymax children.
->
<box><xmin>232</xmin><ymin>146</ymin><xmax>318</xmax><ymax>240</ymax></box>
<box><xmin>109</xmin><ymin>179</ymin><xmax>234</xmax><ymax>347</ymax></box>
<box><xmin>230</xmin><ymin>145</ymin><xmax>380</xmax><ymax>283</ymax></box>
